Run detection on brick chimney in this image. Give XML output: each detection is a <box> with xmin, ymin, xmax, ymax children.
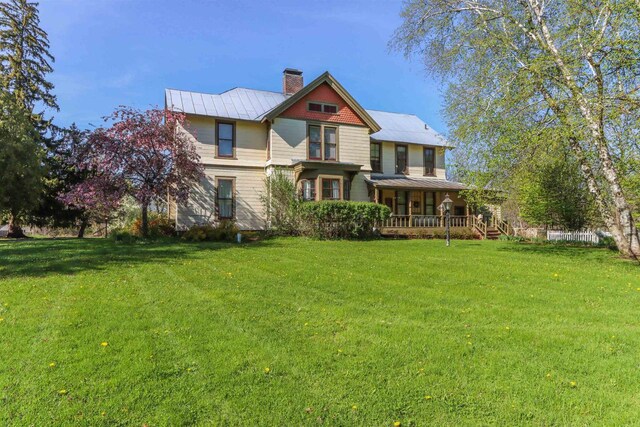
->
<box><xmin>283</xmin><ymin>68</ymin><xmax>303</xmax><ymax>95</ymax></box>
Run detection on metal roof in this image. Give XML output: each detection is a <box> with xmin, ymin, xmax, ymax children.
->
<box><xmin>165</xmin><ymin>87</ymin><xmax>288</xmax><ymax>121</ymax></box>
<box><xmin>366</xmin><ymin>176</ymin><xmax>467</xmax><ymax>190</ymax></box>
<box><xmin>165</xmin><ymin>87</ymin><xmax>451</xmax><ymax>146</ymax></box>
<box><xmin>366</xmin><ymin>110</ymin><xmax>453</xmax><ymax>148</ymax></box>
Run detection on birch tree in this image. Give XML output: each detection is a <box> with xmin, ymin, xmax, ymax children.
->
<box><xmin>392</xmin><ymin>0</ymin><xmax>640</xmax><ymax>259</ymax></box>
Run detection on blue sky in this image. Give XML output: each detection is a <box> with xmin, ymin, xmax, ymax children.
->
<box><xmin>39</xmin><ymin>0</ymin><xmax>447</xmax><ymax>133</ymax></box>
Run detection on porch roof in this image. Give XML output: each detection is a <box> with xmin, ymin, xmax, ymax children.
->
<box><xmin>366</xmin><ymin>176</ymin><xmax>467</xmax><ymax>191</ymax></box>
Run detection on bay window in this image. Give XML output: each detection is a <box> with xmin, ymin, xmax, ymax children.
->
<box><xmin>321</xmin><ymin>178</ymin><xmax>341</xmax><ymax>200</ymax></box>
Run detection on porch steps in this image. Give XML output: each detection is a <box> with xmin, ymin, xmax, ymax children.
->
<box><xmin>485</xmin><ymin>227</ymin><xmax>502</xmax><ymax>240</ymax></box>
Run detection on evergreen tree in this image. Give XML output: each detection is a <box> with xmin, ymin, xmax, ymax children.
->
<box><xmin>0</xmin><ymin>0</ymin><xmax>57</xmax><ymax>236</ymax></box>
<box><xmin>0</xmin><ymin>91</ymin><xmax>42</xmax><ymax>237</ymax></box>
<box><xmin>0</xmin><ymin>0</ymin><xmax>57</xmax><ymax>112</ymax></box>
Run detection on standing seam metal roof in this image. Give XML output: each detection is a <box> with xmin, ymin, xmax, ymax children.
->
<box><xmin>165</xmin><ymin>87</ymin><xmax>451</xmax><ymax>147</ymax></box>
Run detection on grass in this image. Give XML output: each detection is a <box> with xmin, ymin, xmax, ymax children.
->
<box><xmin>0</xmin><ymin>237</ymin><xmax>638</xmax><ymax>426</ymax></box>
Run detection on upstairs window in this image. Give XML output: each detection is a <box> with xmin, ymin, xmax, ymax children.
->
<box><xmin>370</xmin><ymin>142</ymin><xmax>382</xmax><ymax>173</ymax></box>
<box><xmin>395</xmin><ymin>144</ymin><xmax>408</xmax><ymax>174</ymax></box>
<box><xmin>216</xmin><ymin>122</ymin><xmax>235</xmax><ymax>158</ymax></box>
<box><xmin>424</xmin><ymin>147</ymin><xmax>435</xmax><ymax>176</ymax></box>
<box><xmin>308</xmin><ymin>102</ymin><xmax>338</xmax><ymax>114</ymax></box>
<box><xmin>324</xmin><ymin>127</ymin><xmax>337</xmax><ymax>160</ymax></box>
<box><xmin>308</xmin><ymin>124</ymin><xmax>338</xmax><ymax>161</ymax></box>
<box><xmin>308</xmin><ymin>125</ymin><xmax>322</xmax><ymax>160</ymax></box>
<box><xmin>322</xmin><ymin>178</ymin><xmax>341</xmax><ymax>200</ymax></box>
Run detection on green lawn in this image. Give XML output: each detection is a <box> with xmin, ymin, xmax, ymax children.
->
<box><xmin>0</xmin><ymin>238</ymin><xmax>639</xmax><ymax>426</ymax></box>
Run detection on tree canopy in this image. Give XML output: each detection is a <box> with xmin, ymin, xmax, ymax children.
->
<box><xmin>392</xmin><ymin>0</ymin><xmax>640</xmax><ymax>258</ymax></box>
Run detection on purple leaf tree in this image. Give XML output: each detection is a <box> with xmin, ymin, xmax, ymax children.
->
<box><xmin>62</xmin><ymin>107</ymin><xmax>204</xmax><ymax>237</ymax></box>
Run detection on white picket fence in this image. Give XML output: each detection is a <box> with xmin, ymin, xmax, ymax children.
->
<box><xmin>547</xmin><ymin>230</ymin><xmax>601</xmax><ymax>244</ymax></box>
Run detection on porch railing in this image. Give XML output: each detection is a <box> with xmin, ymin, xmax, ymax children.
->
<box><xmin>383</xmin><ymin>215</ymin><xmax>469</xmax><ymax>228</ymax></box>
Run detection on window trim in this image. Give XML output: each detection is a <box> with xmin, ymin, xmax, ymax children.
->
<box><xmin>307</xmin><ymin>123</ymin><xmax>339</xmax><ymax>161</ymax></box>
<box><xmin>395</xmin><ymin>144</ymin><xmax>409</xmax><ymax>175</ymax></box>
<box><xmin>307</xmin><ymin>124</ymin><xmax>322</xmax><ymax>160</ymax></box>
<box><xmin>318</xmin><ymin>175</ymin><xmax>343</xmax><ymax>200</ymax></box>
<box><xmin>215</xmin><ymin>121</ymin><xmax>236</xmax><ymax>159</ymax></box>
<box><xmin>307</xmin><ymin>101</ymin><xmax>339</xmax><ymax>114</ymax></box>
<box><xmin>301</xmin><ymin>179</ymin><xmax>317</xmax><ymax>201</ymax></box>
<box><xmin>370</xmin><ymin>141</ymin><xmax>382</xmax><ymax>173</ymax></box>
<box><xmin>215</xmin><ymin>177</ymin><xmax>235</xmax><ymax>220</ymax></box>
<box><xmin>423</xmin><ymin>147</ymin><xmax>436</xmax><ymax>176</ymax></box>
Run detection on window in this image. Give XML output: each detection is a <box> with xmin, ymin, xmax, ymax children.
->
<box><xmin>322</xmin><ymin>178</ymin><xmax>341</xmax><ymax>200</ymax></box>
<box><xmin>370</xmin><ymin>142</ymin><xmax>382</xmax><ymax>173</ymax></box>
<box><xmin>216</xmin><ymin>122</ymin><xmax>235</xmax><ymax>158</ymax></box>
<box><xmin>302</xmin><ymin>179</ymin><xmax>316</xmax><ymax>201</ymax></box>
<box><xmin>308</xmin><ymin>124</ymin><xmax>338</xmax><ymax>161</ymax></box>
<box><xmin>395</xmin><ymin>144</ymin><xmax>408</xmax><ymax>174</ymax></box>
<box><xmin>324</xmin><ymin>127</ymin><xmax>337</xmax><ymax>160</ymax></box>
<box><xmin>216</xmin><ymin>178</ymin><xmax>234</xmax><ymax>219</ymax></box>
<box><xmin>308</xmin><ymin>125</ymin><xmax>322</xmax><ymax>160</ymax></box>
<box><xmin>396</xmin><ymin>191</ymin><xmax>408</xmax><ymax>215</ymax></box>
<box><xmin>308</xmin><ymin>102</ymin><xmax>338</xmax><ymax>114</ymax></box>
<box><xmin>425</xmin><ymin>191</ymin><xmax>436</xmax><ymax>215</ymax></box>
<box><xmin>424</xmin><ymin>147</ymin><xmax>435</xmax><ymax>175</ymax></box>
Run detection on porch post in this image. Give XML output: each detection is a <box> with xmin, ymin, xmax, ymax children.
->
<box><xmin>408</xmin><ymin>190</ymin><xmax>413</xmax><ymax>227</ymax></box>
<box><xmin>465</xmin><ymin>203</ymin><xmax>470</xmax><ymax>227</ymax></box>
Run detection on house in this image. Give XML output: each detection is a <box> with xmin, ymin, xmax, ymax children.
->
<box><xmin>165</xmin><ymin>69</ymin><xmax>501</xmax><ymax>236</ymax></box>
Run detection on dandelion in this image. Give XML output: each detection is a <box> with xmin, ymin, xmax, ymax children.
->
<box><xmin>58</xmin><ymin>389</ymin><xmax>67</xmax><ymax>395</ymax></box>
<box><xmin>569</xmin><ymin>381</ymin><xmax>577</xmax><ymax>388</ymax></box>
<box><xmin>352</xmin><ymin>405</ymin><xmax>358</xmax><ymax>410</ymax></box>
<box><xmin>546</xmin><ymin>373</ymin><xmax>551</xmax><ymax>378</ymax></box>
<box><xmin>101</xmin><ymin>411</ymin><xmax>106</xmax><ymax>416</ymax></box>
<box><xmin>101</xmin><ymin>342</ymin><xmax>109</xmax><ymax>347</ymax></box>
<box><xmin>505</xmin><ymin>326</ymin><xmax>510</xmax><ymax>330</ymax></box>
<box><xmin>337</xmin><ymin>349</ymin><xmax>343</xmax><ymax>353</ymax></box>
<box><xmin>264</xmin><ymin>367</ymin><xmax>270</xmax><ymax>374</ymax></box>
<box><xmin>553</xmin><ymin>273</ymin><xmax>559</xmax><ymax>277</ymax></box>
<box><xmin>394</xmin><ymin>422</ymin><xmax>401</xmax><ymax>427</ymax></box>
<box><xmin>424</xmin><ymin>395</ymin><xmax>432</xmax><ymax>400</ymax></box>
<box><xmin>49</xmin><ymin>362</ymin><xmax>56</xmax><ymax>368</ymax></box>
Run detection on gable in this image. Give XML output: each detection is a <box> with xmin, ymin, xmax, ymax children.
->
<box><xmin>278</xmin><ymin>82</ymin><xmax>366</xmax><ymax>126</ymax></box>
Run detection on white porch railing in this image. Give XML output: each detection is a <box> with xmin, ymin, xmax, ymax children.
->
<box><xmin>547</xmin><ymin>230</ymin><xmax>601</xmax><ymax>244</ymax></box>
<box><xmin>383</xmin><ymin>215</ymin><xmax>469</xmax><ymax>228</ymax></box>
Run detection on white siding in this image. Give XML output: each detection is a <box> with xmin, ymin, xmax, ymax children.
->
<box><xmin>374</xmin><ymin>141</ymin><xmax>446</xmax><ymax>178</ymax></box>
<box><xmin>270</xmin><ymin>118</ymin><xmax>307</xmax><ymax>164</ymax></box>
<box><xmin>182</xmin><ymin>116</ymin><xmax>267</xmax><ymax>167</ymax></box>
<box><xmin>178</xmin><ymin>166</ymin><xmax>266</xmax><ymax>230</ymax></box>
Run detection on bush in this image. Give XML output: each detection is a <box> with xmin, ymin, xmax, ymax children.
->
<box><xmin>182</xmin><ymin>220</ymin><xmax>240</xmax><ymax>242</ymax></box>
<box><xmin>109</xmin><ymin>228</ymin><xmax>139</xmax><ymax>243</ymax></box>
<box><xmin>298</xmin><ymin>201</ymin><xmax>391</xmax><ymax>239</ymax></box>
<box><xmin>261</xmin><ymin>168</ymin><xmax>300</xmax><ymax>235</ymax></box>
<box><xmin>131</xmin><ymin>213</ymin><xmax>175</xmax><ymax>238</ymax></box>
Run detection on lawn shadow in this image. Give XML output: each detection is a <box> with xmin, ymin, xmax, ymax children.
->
<box><xmin>0</xmin><ymin>238</ymin><xmax>279</xmax><ymax>280</ymax></box>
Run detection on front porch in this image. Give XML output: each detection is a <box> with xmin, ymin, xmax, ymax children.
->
<box><xmin>366</xmin><ymin>176</ymin><xmax>511</xmax><ymax>239</ymax></box>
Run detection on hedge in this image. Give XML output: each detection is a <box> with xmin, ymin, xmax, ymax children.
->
<box><xmin>298</xmin><ymin>201</ymin><xmax>391</xmax><ymax>239</ymax></box>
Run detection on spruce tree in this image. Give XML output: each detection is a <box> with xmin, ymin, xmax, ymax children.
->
<box><xmin>0</xmin><ymin>0</ymin><xmax>57</xmax><ymax>236</ymax></box>
<box><xmin>0</xmin><ymin>0</ymin><xmax>57</xmax><ymax>112</ymax></box>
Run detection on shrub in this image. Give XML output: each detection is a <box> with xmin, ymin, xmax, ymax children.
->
<box><xmin>182</xmin><ymin>220</ymin><xmax>239</xmax><ymax>242</ymax></box>
<box><xmin>260</xmin><ymin>168</ymin><xmax>300</xmax><ymax>235</ymax></box>
<box><xmin>109</xmin><ymin>228</ymin><xmax>139</xmax><ymax>243</ymax></box>
<box><xmin>298</xmin><ymin>201</ymin><xmax>391</xmax><ymax>239</ymax></box>
<box><xmin>131</xmin><ymin>213</ymin><xmax>175</xmax><ymax>238</ymax></box>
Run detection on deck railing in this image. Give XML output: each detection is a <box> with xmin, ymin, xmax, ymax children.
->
<box><xmin>383</xmin><ymin>215</ymin><xmax>469</xmax><ymax>228</ymax></box>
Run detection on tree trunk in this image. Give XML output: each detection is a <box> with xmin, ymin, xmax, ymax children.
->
<box><xmin>533</xmin><ymin>9</ymin><xmax>640</xmax><ymax>260</ymax></box>
<box><xmin>77</xmin><ymin>217</ymin><xmax>88</xmax><ymax>239</ymax></box>
<box><xmin>7</xmin><ymin>212</ymin><xmax>26</xmax><ymax>238</ymax></box>
<box><xmin>141</xmin><ymin>204</ymin><xmax>149</xmax><ymax>238</ymax></box>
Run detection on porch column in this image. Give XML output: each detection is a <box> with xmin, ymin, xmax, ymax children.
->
<box><xmin>465</xmin><ymin>204</ymin><xmax>470</xmax><ymax>227</ymax></box>
<box><xmin>408</xmin><ymin>190</ymin><xmax>413</xmax><ymax>227</ymax></box>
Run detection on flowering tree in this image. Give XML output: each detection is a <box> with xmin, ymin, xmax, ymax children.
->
<box><xmin>62</xmin><ymin>107</ymin><xmax>203</xmax><ymax>237</ymax></box>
